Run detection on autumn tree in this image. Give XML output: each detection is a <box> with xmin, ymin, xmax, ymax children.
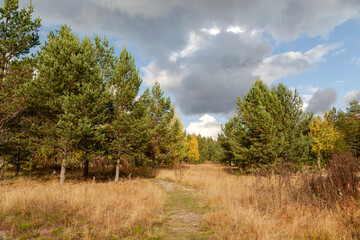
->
<box><xmin>188</xmin><ymin>134</ymin><xmax>200</xmax><ymax>162</ymax></box>
<box><xmin>309</xmin><ymin>112</ymin><xmax>342</xmax><ymax>168</ymax></box>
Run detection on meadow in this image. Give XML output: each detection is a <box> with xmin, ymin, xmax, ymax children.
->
<box><xmin>1</xmin><ymin>163</ymin><xmax>359</xmax><ymax>239</ymax></box>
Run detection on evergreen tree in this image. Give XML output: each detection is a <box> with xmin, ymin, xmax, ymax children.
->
<box><xmin>231</xmin><ymin>79</ymin><xmax>285</xmax><ymax>169</ymax></box>
<box><xmin>0</xmin><ymin>0</ymin><xmax>41</xmax><ymax>83</ymax></box>
<box><xmin>345</xmin><ymin>100</ymin><xmax>360</xmax><ymax>157</ymax></box>
<box><xmin>0</xmin><ymin>0</ymin><xmax>40</xmax><ymax>175</ymax></box>
<box><xmin>147</xmin><ymin>81</ymin><xmax>174</xmax><ymax>168</ymax></box>
<box><xmin>35</xmin><ymin>25</ymin><xmax>110</xmax><ymax>185</ymax></box>
<box><xmin>273</xmin><ymin>83</ymin><xmax>313</xmax><ymax>165</ymax></box>
<box><xmin>109</xmin><ymin>47</ymin><xmax>142</xmax><ymax>182</ymax></box>
<box><xmin>218</xmin><ymin>117</ymin><xmax>236</xmax><ymax>165</ymax></box>
<box><xmin>170</xmin><ymin>116</ymin><xmax>188</xmax><ymax>164</ymax></box>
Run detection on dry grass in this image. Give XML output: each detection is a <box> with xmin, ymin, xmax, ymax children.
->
<box><xmin>0</xmin><ymin>179</ymin><xmax>164</xmax><ymax>239</ymax></box>
<box><xmin>158</xmin><ymin>164</ymin><xmax>359</xmax><ymax>239</ymax></box>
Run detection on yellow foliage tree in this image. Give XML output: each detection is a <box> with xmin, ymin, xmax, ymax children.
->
<box><xmin>309</xmin><ymin>111</ymin><xmax>342</xmax><ymax>168</ymax></box>
<box><xmin>188</xmin><ymin>134</ymin><xmax>200</xmax><ymax>162</ymax></box>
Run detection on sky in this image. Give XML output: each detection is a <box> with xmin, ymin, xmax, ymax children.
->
<box><xmin>13</xmin><ymin>0</ymin><xmax>360</xmax><ymax>139</ymax></box>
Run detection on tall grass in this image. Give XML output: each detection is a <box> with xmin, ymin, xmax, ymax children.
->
<box><xmin>158</xmin><ymin>162</ymin><xmax>359</xmax><ymax>239</ymax></box>
<box><xmin>0</xmin><ymin>179</ymin><xmax>164</xmax><ymax>239</ymax></box>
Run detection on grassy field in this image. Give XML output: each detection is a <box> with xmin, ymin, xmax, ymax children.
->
<box><xmin>1</xmin><ymin>164</ymin><xmax>360</xmax><ymax>239</ymax></box>
<box><xmin>158</xmin><ymin>164</ymin><xmax>360</xmax><ymax>239</ymax></box>
<box><xmin>0</xmin><ymin>178</ymin><xmax>164</xmax><ymax>239</ymax></box>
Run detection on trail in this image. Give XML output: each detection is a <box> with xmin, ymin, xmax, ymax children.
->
<box><xmin>155</xmin><ymin>180</ymin><xmax>213</xmax><ymax>240</ymax></box>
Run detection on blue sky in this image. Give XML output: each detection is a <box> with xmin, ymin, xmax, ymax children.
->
<box><xmin>15</xmin><ymin>0</ymin><xmax>360</xmax><ymax>139</ymax></box>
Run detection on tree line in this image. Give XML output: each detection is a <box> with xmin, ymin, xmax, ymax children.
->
<box><xmin>218</xmin><ymin>79</ymin><xmax>360</xmax><ymax>172</ymax></box>
<box><xmin>0</xmin><ymin>0</ymin><xmax>202</xmax><ymax>184</ymax></box>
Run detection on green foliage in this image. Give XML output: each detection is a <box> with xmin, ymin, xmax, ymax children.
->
<box><xmin>0</xmin><ymin>0</ymin><xmax>41</xmax><ymax>81</ymax></box>
<box><xmin>108</xmin><ymin>46</ymin><xmax>142</xmax><ymax>172</ymax></box>
<box><xmin>147</xmin><ymin>82</ymin><xmax>175</xmax><ymax>168</ymax></box>
<box><xmin>196</xmin><ymin>135</ymin><xmax>222</xmax><ymax>163</ymax></box>
<box><xmin>231</xmin><ymin>80</ymin><xmax>285</xmax><ymax>168</ymax></box>
<box><xmin>221</xmin><ymin>80</ymin><xmax>313</xmax><ymax>170</ymax></box>
<box><xmin>0</xmin><ymin>0</ymin><xmax>41</xmax><ymax>175</ymax></box>
<box><xmin>0</xmin><ymin>1</ymin><xmax>189</xmax><ymax>182</ymax></box>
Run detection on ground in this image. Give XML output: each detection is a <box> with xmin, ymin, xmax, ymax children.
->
<box><xmin>154</xmin><ymin>180</ymin><xmax>213</xmax><ymax>239</ymax></box>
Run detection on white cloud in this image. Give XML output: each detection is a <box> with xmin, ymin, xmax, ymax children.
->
<box><xmin>186</xmin><ymin>114</ymin><xmax>222</xmax><ymax>139</ymax></box>
<box><xmin>201</xmin><ymin>27</ymin><xmax>220</xmax><ymax>35</ymax></box>
<box><xmin>142</xmin><ymin>61</ymin><xmax>187</xmax><ymax>90</ymax></box>
<box><xmin>253</xmin><ymin>43</ymin><xmax>342</xmax><ymax>83</ymax></box>
<box><xmin>333</xmin><ymin>48</ymin><xmax>346</xmax><ymax>56</ymax></box>
<box><xmin>343</xmin><ymin>90</ymin><xmax>360</xmax><ymax>105</ymax></box>
<box><xmin>226</xmin><ymin>26</ymin><xmax>246</xmax><ymax>34</ymax></box>
<box><xmin>349</xmin><ymin>57</ymin><xmax>360</xmax><ymax>66</ymax></box>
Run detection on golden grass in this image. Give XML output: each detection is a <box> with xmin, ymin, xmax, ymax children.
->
<box><xmin>0</xmin><ymin>179</ymin><xmax>164</xmax><ymax>239</ymax></box>
<box><xmin>157</xmin><ymin>164</ymin><xmax>357</xmax><ymax>239</ymax></box>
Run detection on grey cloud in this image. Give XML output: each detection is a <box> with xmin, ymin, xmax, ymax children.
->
<box><xmin>343</xmin><ymin>90</ymin><xmax>360</xmax><ymax>105</ymax></box>
<box><xmin>22</xmin><ymin>0</ymin><xmax>360</xmax><ymax>116</ymax></box>
<box><xmin>146</xmin><ymin>31</ymin><xmax>272</xmax><ymax>115</ymax></box>
<box><xmin>29</xmin><ymin>0</ymin><xmax>360</xmax><ymax>43</ymax></box>
<box><xmin>305</xmin><ymin>88</ymin><xmax>337</xmax><ymax>114</ymax></box>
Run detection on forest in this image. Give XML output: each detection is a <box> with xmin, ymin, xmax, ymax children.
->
<box><xmin>1</xmin><ymin>1</ymin><xmax>360</xmax><ymax>239</ymax></box>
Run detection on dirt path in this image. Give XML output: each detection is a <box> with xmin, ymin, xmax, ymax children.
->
<box><xmin>155</xmin><ymin>180</ymin><xmax>213</xmax><ymax>239</ymax></box>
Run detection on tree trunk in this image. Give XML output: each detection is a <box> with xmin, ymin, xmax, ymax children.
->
<box><xmin>115</xmin><ymin>158</ymin><xmax>120</xmax><ymax>182</ymax></box>
<box><xmin>15</xmin><ymin>147</ymin><xmax>20</xmax><ymax>176</ymax></box>
<box><xmin>152</xmin><ymin>154</ymin><xmax>156</xmax><ymax>169</ymax></box>
<box><xmin>83</xmin><ymin>159</ymin><xmax>89</xmax><ymax>178</ymax></box>
<box><xmin>60</xmin><ymin>148</ymin><xmax>67</xmax><ymax>186</ymax></box>
<box><xmin>317</xmin><ymin>156</ymin><xmax>321</xmax><ymax>169</ymax></box>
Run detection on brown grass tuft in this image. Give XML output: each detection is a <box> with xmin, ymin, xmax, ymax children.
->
<box><xmin>158</xmin><ymin>163</ymin><xmax>358</xmax><ymax>239</ymax></box>
<box><xmin>0</xmin><ymin>179</ymin><xmax>164</xmax><ymax>239</ymax></box>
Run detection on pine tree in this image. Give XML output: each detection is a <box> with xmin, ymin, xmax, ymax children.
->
<box><xmin>0</xmin><ymin>0</ymin><xmax>41</xmax><ymax>83</ymax></box>
<box><xmin>35</xmin><ymin>25</ymin><xmax>110</xmax><ymax>185</ymax></box>
<box><xmin>0</xmin><ymin>0</ymin><xmax>40</xmax><ymax>175</ymax></box>
<box><xmin>109</xmin><ymin>46</ymin><xmax>142</xmax><ymax>182</ymax></box>
<box><xmin>147</xmin><ymin>81</ymin><xmax>174</xmax><ymax>168</ymax></box>
<box><xmin>231</xmin><ymin>79</ymin><xmax>285</xmax><ymax>169</ymax></box>
<box><xmin>273</xmin><ymin>83</ymin><xmax>313</xmax><ymax>165</ymax></box>
<box><xmin>218</xmin><ymin>117</ymin><xmax>236</xmax><ymax>166</ymax></box>
<box><xmin>170</xmin><ymin>116</ymin><xmax>188</xmax><ymax>164</ymax></box>
<box><xmin>345</xmin><ymin>100</ymin><xmax>360</xmax><ymax>157</ymax></box>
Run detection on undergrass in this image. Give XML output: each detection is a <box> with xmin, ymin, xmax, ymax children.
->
<box><xmin>0</xmin><ymin>179</ymin><xmax>165</xmax><ymax>239</ymax></box>
<box><xmin>157</xmin><ymin>164</ymin><xmax>359</xmax><ymax>239</ymax></box>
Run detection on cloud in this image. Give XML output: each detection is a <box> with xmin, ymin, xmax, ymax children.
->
<box><xmin>305</xmin><ymin>88</ymin><xmax>337</xmax><ymax>114</ymax></box>
<box><xmin>30</xmin><ymin>0</ymin><xmax>360</xmax><ymax>44</ymax></box>
<box><xmin>186</xmin><ymin>114</ymin><xmax>221</xmax><ymax>139</ymax></box>
<box><xmin>343</xmin><ymin>90</ymin><xmax>360</xmax><ymax>105</ymax></box>
<box><xmin>143</xmin><ymin>31</ymin><xmax>272</xmax><ymax>115</ymax></box>
<box><xmin>27</xmin><ymin>0</ymin><xmax>360</xmax><ymax>116</ymax></box>
<box><xmin>253</xmin><ymin>43</ymin><xmax>342</xmax><ymax>83</ymax></box>
<box><xmin>349</xmin><ymin>57</ymin><xmax>360</xmax><ymax>66</ymax></box>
